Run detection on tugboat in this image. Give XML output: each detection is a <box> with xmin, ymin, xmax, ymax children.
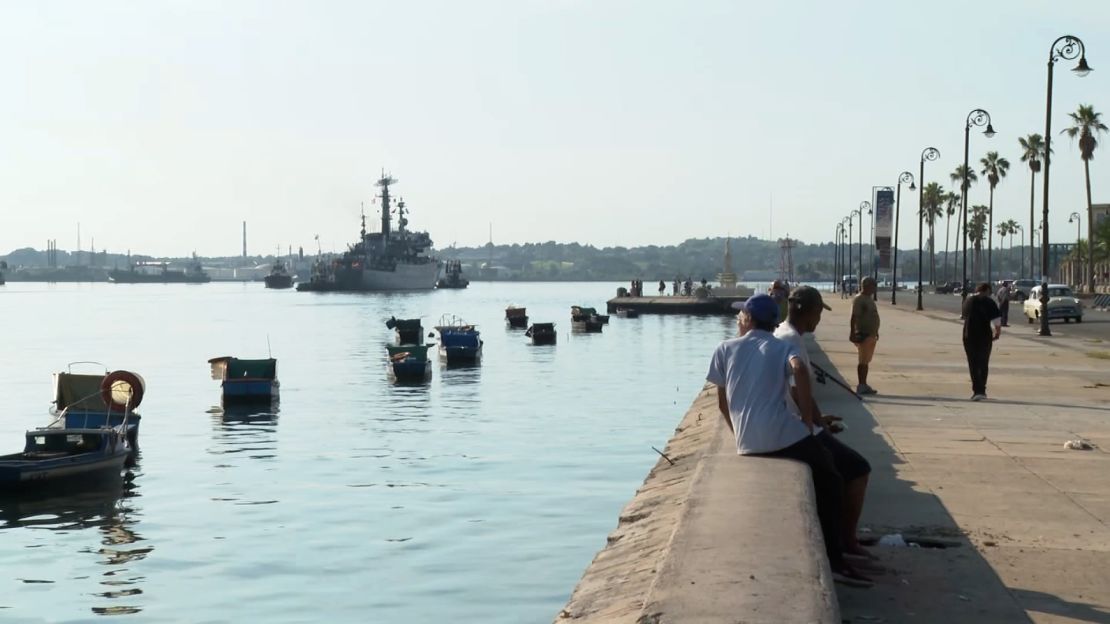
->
<box><xmin>264</xmin><ymin>261</ymin><xmax>294</xmax><ymax>289</ymax></box>
<box><xmin>297</xmin><ymin>172</ymin><xmax>438</xmax><ymax>291</ymax></box>
<box><xmin>436</xmin><ymin>260</ymin><xmax>469</xmax><ymax>289</ymax></box>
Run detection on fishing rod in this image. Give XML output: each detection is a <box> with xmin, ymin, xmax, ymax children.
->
<box><xmin>811</xmin><ymin>363</ymin><xmax>862</xmax><ymax>401</ymax></box>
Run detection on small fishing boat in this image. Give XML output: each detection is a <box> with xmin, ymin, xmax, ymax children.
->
<box><xmin>264</xmin><ymin>261</ymin><xmax>294</xmax><ymax>289</ymax></box>
<box><xmin>50</xmin><ymin>364</ymin><xmax>145</xmax><ymax>452</ymax></box>
<box><xmin>386</xmin><ymin>344</ymin><xmax>433</xmax><ymax>382</ymax></box>
<box><xmin>386</xmin><ymin>317</ymin><xmax>423</xmax><ymax>344</ymax></box>
<box><xmin>434</xmin><ymin>315</ymin><xmax>483</xmax><ymax>364</ymax></box>
<box><xmin>571</xmin><ymin>306</ymin><xmax>604</xmax><ymax>333</ymax></box>
<box><xmin>209</xmin><ymin>357</ymin><xmax>280</xmax><ymax>404</ymax></box>
<box><xmin>505</xmin><ymin>306</ymin><xmax>528</xmax><ymax>329</ymax></box>
<box><xmin>0</xmin><ymin>427</ymin><xmax>131</xmax><ymax>492</ymax></box>
<box><xmin>525</xmin><ymin>322</ymin><xmax>556</xmax><ymax>345</ymax></box>
<box><xmin>616</xmin><ymin>307</ymin><xmax>640</xmax><ymax>318</ymax></box>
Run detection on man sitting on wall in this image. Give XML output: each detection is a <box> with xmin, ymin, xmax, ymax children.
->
<box><xmin>707</xmin><ymin>294</ymin><xmax>870</xmax><ymax>583</ymax></box>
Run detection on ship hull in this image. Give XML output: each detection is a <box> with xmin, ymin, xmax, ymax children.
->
<box><xmin>333</xmin><ymin>262</ymin><xmax>439</xmax><ymax>291</ymax></box>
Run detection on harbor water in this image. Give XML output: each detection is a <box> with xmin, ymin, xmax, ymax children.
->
<box><xmin>0</xmin><ymin>282</ymin><xmax>735</xmax><ymax>623</ymax></box>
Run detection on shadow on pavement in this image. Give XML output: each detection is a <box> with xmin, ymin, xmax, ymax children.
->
<box><xmin>806</xmin><ymin>340</ymin><xmax>1035</xmax><ymax>623</ymax></box>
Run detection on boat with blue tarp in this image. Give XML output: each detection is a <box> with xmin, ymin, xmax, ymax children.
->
<box><xmin>434</xmin><ymin>315</ymin><xmax>483</xmax><ymax>364</ymax></box>
<box><xmin>209</xmin><ymin>357</ymin><xmax>280</xmax><ymax>404</ymax></box>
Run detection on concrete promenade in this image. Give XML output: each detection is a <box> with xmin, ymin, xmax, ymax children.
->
<box><xmin>559</xmin><ymin>294</ymin><xmax>1110</xmax><ymax>623</ymax></box>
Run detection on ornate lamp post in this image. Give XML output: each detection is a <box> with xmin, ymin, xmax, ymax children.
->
<box><xmin>892</xmin><ymin>172</ymin><xmax>915</xmax><ymax>305</ymax></box>
<box><xmin>1069</xmin><ymin>212</ymin><xmax>1082</xmax><ymax>287</ymax></box>
<box><xmin>850</xmin><ymin>209</ymin><xmax>861</xmax><ymax>289</ymax></box>
<box><xmin>1040</xmin><ymin>36</ymin><xmax>1091</xmax><ymax>336</ymax></box>
<box><xmin>917</xmin><ymin>147</ymin><xmax>941</xmax><ymax>311</ymax></box>
<box><xmin>857</xmin><ymin>202</ymin><xmax>870</xmax><ymax>287</ymax></box>
<box><xmin>842</xmin><ymin>217</ymin><xmax>851</xmax><ymax>293</ymax></box>
<box><xmin>834</xmin><ymin>222</ymin><xmax>842</xmax><ymax>292</ymax></box>
<box><xmin>961</xmin><ymin>109</ymin><xmax>996</xmax><ymax>307</ymax></box>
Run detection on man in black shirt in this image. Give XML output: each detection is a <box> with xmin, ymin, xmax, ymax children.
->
<box><xmin>962</xmin><ymin>282</ymin><xmax>1002</xmax><ymax>401</ymax></box>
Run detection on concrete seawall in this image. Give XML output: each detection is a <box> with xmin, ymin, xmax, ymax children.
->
<box><xmin>556</xmin><ymin>385</ymin><xmax>838</xmax><ymax>623</ymax></box>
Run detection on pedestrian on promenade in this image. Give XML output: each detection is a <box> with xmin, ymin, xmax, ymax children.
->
<box><xmin>963</xmin><ymin>282</ymin><xmax>1002</xmax><ymax>401</ymax></box>
<box><xmin>708</xmin><ymin>294</ymin><xmax>869</xmax><ymax>583</ymax></box>
<box><xmin>658</xmin><ymin>279</ymin><xmax>665</xmax><ymax>296</ymax></box>
<box><xmin>849</xmin><ymin>277</ymin><xmax>880</xmax><ymax>395</ymax></box>
<box><xmin>995</xmin><ymin>281</ymin><xmax>1011</xmax><ymax>327</ymax></box>
<box><xmin>769</xmin><ymin>280</ymin><xmax>789</xmax><ymax>326</ymax></box>
<box><xmin>672</xmin><ymin>278</ymin><xmax>679</xmax><ymax>296</ymax></box>
<box><xmin>775</xmin><ymin>286</ymin><xmax>874</xmax><ymax>560</ymax></box>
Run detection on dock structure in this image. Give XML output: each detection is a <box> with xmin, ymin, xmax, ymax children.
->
<box><xmin>605</xmin><ymin>295</ymin><xmax>748</xmax><ymax>315</ymax></box>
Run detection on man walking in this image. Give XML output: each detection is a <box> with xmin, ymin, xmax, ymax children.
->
<box><xmin>708</xmin><ymin>294</ymin><xmax>869</xmax><ymax>583</ymax></box>
<box><xmin>849</xmin><ymin>277</ymin><xmax>880</xmax><ymax>395</ymax></box>
<box><xmin>995</xmin><ymin>280</ymin><xmax>1012</xmax><ymax>327</ymax></box>
<box><xmin>962</xmin><ymin>282</ymin><xmax>1002</xmax><ymax>401</ymax></box>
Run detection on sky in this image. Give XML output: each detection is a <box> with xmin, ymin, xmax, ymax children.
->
<box><xmin>1</xmin><ymin>0</ymin><xmax>1109</xmax><ymax>257</ymax></box>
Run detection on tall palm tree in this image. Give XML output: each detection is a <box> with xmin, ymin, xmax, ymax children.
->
<box><xmin>968</xmin><ymin>205</ymin><xmax>989</xmax><ymax>280</ymax></box>
<box><xmin>942</xmin><ymin>191</ymin><xmax>959</xmax><ymax>282</ymax></box>
<box><xmin>1062</xmin><ymin>104</ymin><xmax>1109</xmax><ymax>292</ymax></box>
<box><xmin>996</xmin><ymin>221</ymin><xmax>1012</xmax><ymax>276</ymax></box>
<box><xmin>950</xmin><ymin>165</ymin><xmax>977</xmax><ymax>281</ymax></box>
<box><xmin>921</xmin><ymin>182</ymin><xmax>945</xmax><ymax>283</ymax></box>
<box><xmin>980</xmin><ymin>151</ymin><xmax>1010</xmax><ymax>283</ymax></box>
<box><xmin>1018</xmin><ymin>134</ymin><xmax>1048</xmax><ymax>279</ymax></box>
<box><xmin>1004</xmin><ymin>218</ymin><xmax>1020</xmax><ymax>273</ymax></box>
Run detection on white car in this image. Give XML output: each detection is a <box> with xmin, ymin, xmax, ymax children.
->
<box><xmin>1023</xmin><ymin>284</ymin><xmax>1084</xmax><ymax>324</ymax></box>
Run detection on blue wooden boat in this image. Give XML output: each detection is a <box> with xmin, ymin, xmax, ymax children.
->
<box><xmin>0</xmin><ymin>427</ymin><xmax>131</xmax><ymax>492</ymax></box>
<box><xmin>50</xmin><ymin>364</ymin><xmax>145</xmax><ymax>452</ymax></box>
<box><xmin>434</xmin><ymin>315</ymin><xmax>483</xmax><ymax>364</ymax></box>
<box><xmin>209</xmin><ymin>357</ymin><xmax>280</xmax><ymax>404</ymax></box>
<box><xmin>386</xmin><ymin>344</ymin><xmax>433</xmax><ymax>382</ymax></box>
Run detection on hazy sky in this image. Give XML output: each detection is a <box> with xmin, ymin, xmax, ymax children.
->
<box><xmin>2</xmin><ymin>1</ymin><xmax>1109</xmax><ymax>257</ymax></box>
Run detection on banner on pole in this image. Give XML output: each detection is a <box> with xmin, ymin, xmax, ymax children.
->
<box><xmin>875</xmin><ymin>188</ymin><xmax>894</xmax><ymax>270</ymax></box>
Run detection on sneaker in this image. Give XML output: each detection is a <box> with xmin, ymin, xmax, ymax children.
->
<box><xmin>857</xmin><ymin>384</ymin><xmax>877</xmax><ymax>395</ymax></box>
<box><xmin>971</xmin><ymin>393</ymin><xmax>987</xmax><ymax>401</ymax></box>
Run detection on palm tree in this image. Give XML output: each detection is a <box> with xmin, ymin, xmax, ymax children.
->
<box><xmin>950</xmin><ymin>165</ymin><xmax>977</xmax><ymax>280</ymax></box>
<box><xmin>1018</xmin><ymin>134</ymin><xmax>1048</xmax><ymax>279</ymax></box>
<box><xmin>942</xmin><ymin>191</ymin><xmax>960</xmax><ymax>281</ymax></box>
<box><xmin>996</xmin><ymin>221</ymin><xmax>1011</xmax><ymax>276</ymax></box>
<box><xmin>980</xmin><ymin>151</ymin><xmax>1010</xmax><ymax>283</ymax></box>
<box><xmin>968</xmin><ymin>205</ymin><xmax>989</xmax><ymax>280</ymax></box>
<box><xmin>921</xmin><ymin>182</ymin><xmax>945</xmax><ymax>283</ymax></box>
<box><xmin>1004</xmin><ymin>218</ymin><xmax>1020</xmax><ymax>273</ymax></box>
<box><xmin>1062</xmin><ymin>104</ymin><xmax>1109</xmax><ymax>292</ymax></box>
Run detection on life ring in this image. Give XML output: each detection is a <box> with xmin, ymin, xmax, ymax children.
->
<box><xmin>101</xmin><ymin>370</ymin><xmax>145</xmax><ymax>411</ymax></box>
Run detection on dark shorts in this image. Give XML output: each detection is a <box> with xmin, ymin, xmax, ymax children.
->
<box><xmin>818</xmin><ymin>431</ymin><xmax>871</xmax><ymax>482</ymax></box>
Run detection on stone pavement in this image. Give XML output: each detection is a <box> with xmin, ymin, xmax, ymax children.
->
<box><xmin>811</xmin><ymin>295</ymin><xmax>1110</xmax><ymax>623</ymax></box>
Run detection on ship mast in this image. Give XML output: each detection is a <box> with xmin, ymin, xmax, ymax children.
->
<box><xmin>376</xmin><ymin>171</ymin><xmax>398</xmax><ymax>241</ymax></box>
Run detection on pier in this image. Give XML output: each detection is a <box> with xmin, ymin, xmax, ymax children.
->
<box><xmin>605</xmin><ymin>295</ymin><xmax>749</xmax><ymax>316</ymax></box>
<box><xmin>560</xmin><ymin>297</ymin><xmax>1110</xmax><ymax>623</ymax></box>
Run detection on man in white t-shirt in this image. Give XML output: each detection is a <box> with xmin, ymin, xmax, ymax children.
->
<box><xmin>707</xmin><ymin>294</ymin><xmax>862</xmax><ymax>580</ymax></box>
<box><xmin>775</xmin><ymin>286</ymin><xmax>874</xmax><ymax>560</ymax></box>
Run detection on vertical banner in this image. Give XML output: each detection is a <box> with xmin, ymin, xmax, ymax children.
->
<box><xmin>875</xmin><ymin>188</ymin><xmax>894</xmax><ymax>270</ymax></box>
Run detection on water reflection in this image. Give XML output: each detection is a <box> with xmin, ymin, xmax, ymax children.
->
<box><xmin>207</xmin><ymin>405</ymin><xmax>279</xmax><ymax>461</ymax></box>
<box><xmin>0</xmin><ymin>476</ymin><xmax>148</xmax><ymax>616</ymax></box>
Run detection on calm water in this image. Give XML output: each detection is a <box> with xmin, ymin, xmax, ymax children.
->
<box><xmin>0</xmin><ymin>282</ymin><xmax>734</xmax><ymax>623</ymax></box>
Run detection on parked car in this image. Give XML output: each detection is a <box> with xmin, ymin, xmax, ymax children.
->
<box><xmin>1011</xmin><ymin>279</ymin><xmax>1038</xmax><ymax>302</ymax></box>
<box><xmin>934</xmin><ymin>281</ymin><xmax>958</xmax><ymax>294</ymax></box>
<box><xmin>1022</xmin><ymin>284</ymin><xmax>1084</xmax><ymax>324</ymax></box>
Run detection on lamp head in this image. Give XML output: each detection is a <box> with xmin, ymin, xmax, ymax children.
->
<box><xmin>1073</xmin><ymin>56</ymin><xmax>1092</xmax><ymax>77</ymax></box>
<box><xmin>983</xmin><ymin>124</ymin><xmax>996</xmax><ymax>138</ymax></box>
<box><xmin>909</xmin><ymin>182</ymin><xmax>917</xmax><ymax>191</ymax></box>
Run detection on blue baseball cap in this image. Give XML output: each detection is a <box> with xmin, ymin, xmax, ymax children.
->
<box><xmin>731</xmin><ymin>294</ymin><xmax>779</xmax><ymax>324</ymax></box>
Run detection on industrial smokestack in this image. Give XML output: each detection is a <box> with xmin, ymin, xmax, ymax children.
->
<box><xmin>242</xmin><ymin>221</ymin><xmax>247</xmax><ymax>258</ymax></box>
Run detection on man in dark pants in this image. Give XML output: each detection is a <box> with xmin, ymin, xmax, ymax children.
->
<box><xmin>708</xmin><ymin>294</ymin><xmax>869</xmax><ymax>584</ymax></box>
<box><xmin>962</xmin><ymin>282</ymin><xmax>1002</xmax><ymax>401</ymax></box>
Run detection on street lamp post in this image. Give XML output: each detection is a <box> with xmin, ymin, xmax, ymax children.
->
<box><xmin>834</xmin><ymin>222</ymin><xmax>842</xmax><ymax>292</ymax></box>
<box><xmin>961</xmin><ymin>109</ymin><xmax>996</xmax><ymax>308</ymax></box>
<box><xmin>917</xmin><ymin>147</ymin><xmax>941</xmax><ymax>311</ymax></box>
<box><xmin>842</xmin><ymin>217</ymin><xmax>850</xmax><ymax>294</ymax></box>
<box><xmin>858</xmin><ymin>202</ymin><xmax>870</xmax><ymax>288</ymax></box>
<box><xmin>892</xmin><ymin>172</ymin><xmax>916</xmax><ymax>305</ymax></box>
<box><xmin>848</xmin><ymin>213</ymin><xmax>856</xmax><ymax>291</ymax></box>
<box><xmin>1041</xmin><ymin>36</ymin><xmax>1091</xmax><ymax>336</ymax></box>
<box><xmin>1014</xmin><ymin>224</ymin><xmax>1024</xmax><ymax>282</ymax></box>
<box><xmin>1069</xmin><ymin>212</ymin><xmax>1082</xmax><ymax>287</ymax></box>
